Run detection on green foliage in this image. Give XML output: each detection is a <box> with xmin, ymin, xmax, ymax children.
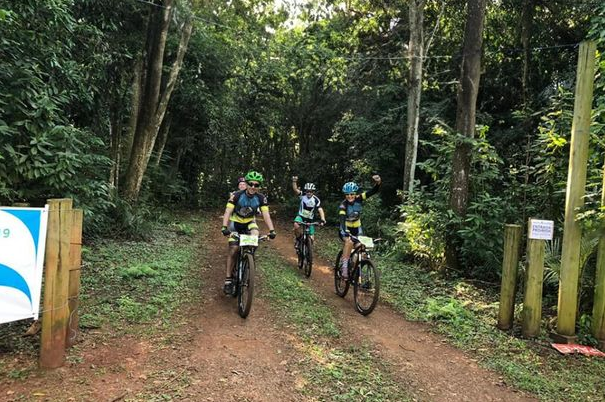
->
<box><xmin>395</xmin><ymin>198</ymin><xmax>445</xmax><ymax>270</ymax></box>
<box><xmin>397</xmin><ymin>124</ymin><xmax>514</xmax><ymax>277</ymax></box>
<box><xmin>426</xmin><ymin>297</ymin><xmax>474</xmax><ymax>326</ymax></box>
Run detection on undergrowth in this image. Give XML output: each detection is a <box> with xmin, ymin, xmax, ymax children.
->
<box><xmin>314</xmin><ymin>229</ymin><xmax>605</xmax><ymax>402</ymax></box>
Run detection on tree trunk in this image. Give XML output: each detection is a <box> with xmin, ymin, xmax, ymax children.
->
<box><xmin>520</xmin><ymin>0</ymin><xmax>534</xmax><ymax>106</ymax></box>
<box><xmin>122</xmin><ymin>0</ymin><xmax>193</xmax><ymax>202</ymax></box>
<box><xmin>403</xmin><ymin>0</ymin><xmax>425</xmax><ymax>195</ymax></box>
<box><xmin>153</xmin><ymin>113</ymin><xmax>172</xmax><ymax>166</ymax></box>
<box><xmin>108</xmin><ymin>106</ymin><xmax>122</xmax><ymax>191</ymax></box>
<box><xmin>122</xmin><ymin>55</ymin><xmax>144</xmax><ymax>165</ymax></box>
<box><xmin>445</xmin><ymin>0</ymin><xmax>487</xmax><ymax>271</ymax></box>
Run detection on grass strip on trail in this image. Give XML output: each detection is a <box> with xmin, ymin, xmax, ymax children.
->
<box><xmin>314</xmin><ymin>230</ymin><xmax>605</xmax><ymax>402</ymax></box>
<box><xmin>257</xmin><ymin>250</ymin><xmax>413</xmax><ymax>402</ymax></box>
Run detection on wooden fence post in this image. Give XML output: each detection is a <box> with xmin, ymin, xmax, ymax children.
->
<box><xmin>498</xmin><ymin>224</ymin><xmax>522</xmax><ymax>330</ymax></box>
<box><xmin>592</xmin><ymin>159</ymin><xmax>605</xmax><ymax>349</ymax></box>
<box><xmin>40</xmin><ymin>198</ymin><xmax>73</xmax><ymax>368</ymax></box>
<box><xmin>593</xmin><ymin>235</ymin><xmax>605</xmax><ymax>349</ymax></box>
<box><xmin>555</xmin><ymin>41</ymin><xmax>597</xmax><ymax>342</ymax></box>
<box><xmin>66</xmin><ymin>209</ymin><xmax>83</xmax><ymax>348</ymax></box>
<box><xmin>522</xmin><ymin>221</ymin><xmax>545</xmax><ymax>338</ymax></box>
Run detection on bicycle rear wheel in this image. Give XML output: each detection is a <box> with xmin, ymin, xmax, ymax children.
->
<box><xmin>334</xmin><ymin>250</ymin><xmax>349</xmax><ymax>297</ymax></box>
<box><xmin>353</xmin><ymin>259</ymin><xmax>379</xmax><ymax>316</ymax></box>
<box><xmin>237</xmin><ymin>253</ymin><xmax>255</xmax><ymax>318</ymax></box>
<box><xmin>303</xmin><ymin>238</ymin><xmax>313</xmax><ymax>277</ymax></box>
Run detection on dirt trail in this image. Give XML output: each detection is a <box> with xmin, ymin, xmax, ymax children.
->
<box><xmin>267</xmin><ymin>219</ymin><xmax>536</xmax><ymax>402</ymax></box>
<box><xmin>2</xmin><ymin>216</ymin><xmax>306</xmax><ymax>402</ymax></box>
<box><xmin>2</xmin><ymin>214</ymin><xmax>536</xmax><ymax>402</ymax></box>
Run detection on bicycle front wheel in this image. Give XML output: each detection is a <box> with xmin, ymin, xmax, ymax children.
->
<box><xmin>353</xmin><ymin>259</ymin><xmax>379</xmax><ymax>316</ymax></box>
<box><xmin>237</xmin><ymin>253</ymin><xmax>255</xmax><ymax>318</ymax></box>
<box><xmin>303</xmin><ymin>238</ymin><xmax>313</xmax><ymax>278</ymax></box>
<box><xmin>334</xmin><ymin>251</ymin><xmax>349</xmax><ymax>297</ymax></box>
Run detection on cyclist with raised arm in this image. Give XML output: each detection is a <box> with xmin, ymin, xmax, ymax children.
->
<box><xmin>221</xmin><ymin>171</ymin><xmax>276</xmax><ymax>294</ymax></box>
<box><xmin>338</xmin><ymin>174</ymin><xmax>382</xmax><ymax>279</ymax></box>
<box><xmin>291</xmin><ymin>176</ymin><xmax>326</xmax><ymax>251</ymax></box>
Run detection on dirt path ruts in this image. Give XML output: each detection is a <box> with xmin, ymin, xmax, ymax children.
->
<box><xmin>178</xmin><ymin>215</ymin><xmax>306</xmax><ymax>402</ymax></box>
<box><xmin>267</xmin><ymin>218</ymin><xmax>536</xmax><ymax>402</ymax></box>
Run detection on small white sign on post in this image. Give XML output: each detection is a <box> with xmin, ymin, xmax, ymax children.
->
<box><xmin>529</xmin><ymin>219</ymin><xmax>554</xmax><ymax>240</ymax></box>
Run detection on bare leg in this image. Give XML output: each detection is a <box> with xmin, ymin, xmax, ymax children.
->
<box><xmin>226</xmin><ymin>245</ymin><xmax>239</xmax><ymax>277</ymax></box>
<box><xmin>341</xmin><ymin>237</ymin><xmax>354</xmax><ymax>278</ymax></box>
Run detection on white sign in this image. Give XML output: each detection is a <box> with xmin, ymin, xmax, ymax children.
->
<box><xmin>0</xmin><ymin>206</ymin><xmax>49</xmax><ymax>324</ymax></box>
<box><xmin>358</xmin><ymin>236</ymin><xmax>375</xmax><ymax>249</ymax></box>
<box><xmin>529</xmin><ymin>219</ymin><xmax>554</xmax><ymax>240</ymax></box>
<box><xmin>239</xmin><ymin>234</ymin><xmax>259</xmax><ymax>247</ymax></box>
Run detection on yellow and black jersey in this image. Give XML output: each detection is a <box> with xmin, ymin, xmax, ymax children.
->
<box><xmin>226</xmin><ymin>190</ymin><xmax>269</xmax><ymax>224</ymax></box>
<box><xmin>338</xmin><ymin>183</ymin><xmax>381</xmax><ymax>232</ymax></box>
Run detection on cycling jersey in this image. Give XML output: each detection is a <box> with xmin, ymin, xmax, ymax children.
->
<box><xmin>338</xmin><ymin>183</ymin><xmax>381</xmax><ymax>234</ymax></box>
<box><xmin>297</xmin><ymin>194</ymin><xmax>321</xmax><ymax>221</ymax></box>
<box><xmin>226</xmin><ymin>190</ymin><xmax>269</xmax><ymax>224</ymax></box>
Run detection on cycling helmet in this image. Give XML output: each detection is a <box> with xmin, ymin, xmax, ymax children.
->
<box><xmin>342</xmin><ymin>182</ymin><xmax>359</xmax><ymax>194</ymax></box>
<box><xmin>303</xmin><ymin>182</ymin><xmax>316</xmax><ymax>191</ymax></box>
<box><xmin>237</xmin><ymin>176</ymin><xmax>246</xmax><ymax>183</ymax></box>
<box><xmin>244</xmin><ymin>170</ymin><xmax>264</xmax><ymax>183</ymax></box>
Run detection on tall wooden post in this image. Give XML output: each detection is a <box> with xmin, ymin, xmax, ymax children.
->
<box><xmin>592</xmin><ymin>160</ymin><xmax>605</xmax><ymax>349</ymax></box>
<box><xmin>66</xmin><ymin>209</ymin><xmax>83</xmax><ymax>348</ymax></box>
<box><xmin>555</xmin><ymin>41</ymin><xmax>597</xmax><ymax>342</ymax></box>
<box><xmin>40</xmin><ymin>199</ymin><xmax>73</xmax><ymax>368</ymax></box>
<box><xmin>522</xmin><ymin>222</ymin><xmax>546</xmax><ymax>338</ymax></box>
<box><xmin>498</xmin><ymin>224</ymin><xmax>522</xmax><ymax>330</ymax></box>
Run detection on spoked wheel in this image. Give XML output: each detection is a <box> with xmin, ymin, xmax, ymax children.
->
<box><xmin>237</xmin><ymin>253</ymin><xmax>255</xmax><ymax>318</ymax></box>
<box><xmin>303</xmin><ymin>238</ymin><xmax>313</xmax><ymax>278</ymax></box>
<box><xmin>353</xmin><ymin>259</ymin><xmax>380</xmax><ymax>316</ymax></box>
<box><xmin>334</xmin><ymin>250</ymin><xmax>349</xmax><ymax>297</ymax></box>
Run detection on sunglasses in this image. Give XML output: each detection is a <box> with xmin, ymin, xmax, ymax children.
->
<box><xmin>345</xmin><ymin>193</ymin><xmax>356</xmax><ymax>197</ymax></box>
<box><xmin>247</xmin><ymin>182</ymin><xmax>261</xmax><ymax>188</ymax></box>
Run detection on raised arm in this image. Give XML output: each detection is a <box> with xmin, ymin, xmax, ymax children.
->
<box><xmin>291</xmin><ymin>176</ymin><xmax>301</xmax><ymax>196</ymax></box>
<box><xmin>362</xmin><ymin>174</ymin><xmax>382</xmax><ymax>199</ymax></box>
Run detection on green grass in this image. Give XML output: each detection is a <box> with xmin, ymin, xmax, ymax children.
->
<box><xmin>257</xmin><ymin>249</ymin><xmax>413</xmax><ymax>402</ymax></box>
<box><xmin>78</xmin><ymin>215</ymin><xmax>202</xmax><ymax>330</ymax></box>
<box><xmin>314</xmin><ymin>230</ymin><xmax>605</xmax><ymax>402</ymax></box>
<box><xmin>258</xmin><ymin>252</ymin><xmax>340</xmax><ymax>339</ymax></box>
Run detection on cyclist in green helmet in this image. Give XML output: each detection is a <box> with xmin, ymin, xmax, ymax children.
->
<box><xmin>221</xmin><ymin>170</ymin><xmax>276</xmax><ymax>294</ymax></box>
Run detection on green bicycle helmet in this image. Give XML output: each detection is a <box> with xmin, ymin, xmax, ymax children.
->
<box><xmin>244</xmin><ymin>170</ymin><xmax>264</xmax><ymax>183</ymax></box>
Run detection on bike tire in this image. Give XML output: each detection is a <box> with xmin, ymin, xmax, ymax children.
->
<box><xmin>297</xmin><ymin>238</ymin><xmax>304</xmax><ymax>270</ymax></box>
<box><xmin>303</xmin><ymin>237</ymin><xmax>313</xmax><ymax>278</ymax></box>
<box><xmin>353</xmin><ymin>259</ymin><xmax>380</xmax><ymax>316</ymax></box>
<box><xmin>334</xmin><ymin>250</ymin><xmax>349</xmax><ymax>297</ymax></box>
<box><xmin>237</xmin><ymin>253</ymin><xmax>255</xmax><ymax>318</ymax></box>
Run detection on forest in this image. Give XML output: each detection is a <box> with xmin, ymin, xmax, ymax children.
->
<box><xmin>1</xmin><ymin>0</ymin><xmax>605</xmax><ymax>400</ymax></box>
<box><xmin>3</xmin><ymin>0</ymin><xmax>604</xmax><ymax>277</ymax></box>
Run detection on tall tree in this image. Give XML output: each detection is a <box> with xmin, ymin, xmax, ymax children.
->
<box><xmin>403</xmin><ymin>0</ymin><xmax>425</xmax><ymax>194</ymax></box>
<box><xmin>122</xmin><ymin>0</ymin><xmax>193</xmax><ymax>201</ymax></box>
<box><xmin>445</xmin><ymin>0</ymin><xmax>487</xmax><ymax>271</ymax></box>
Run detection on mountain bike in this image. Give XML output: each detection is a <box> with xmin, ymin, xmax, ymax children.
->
<box><xmin>295</xmin><ymin>222</ymin><xmax>320</xmax><ymax>278</ymax></box>
<box><xmin>229</xmin><ymin>232</ymin><xmax>267</xmax><ymax>318</ymax></box>
<box><xmin>334</xmin><ymin>235</ymin><xmax>381</xmax><ymax>316</ymax></box>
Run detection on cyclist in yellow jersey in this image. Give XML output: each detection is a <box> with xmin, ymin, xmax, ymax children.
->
<box><xmin>221</xmin><ymin>171</ymin><xmax>276</xmax><ymax>294</ymax></box>
<box><xmin>338</xmin><ymin>174</ymin><xmax>381</xmax><ymax>279</ymax></box>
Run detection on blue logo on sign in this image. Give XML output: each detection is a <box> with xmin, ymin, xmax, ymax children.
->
<box><xmin>0</xmin><ymin>263</ymin><xmax>32</xmax><ymax>305</ymax></box>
